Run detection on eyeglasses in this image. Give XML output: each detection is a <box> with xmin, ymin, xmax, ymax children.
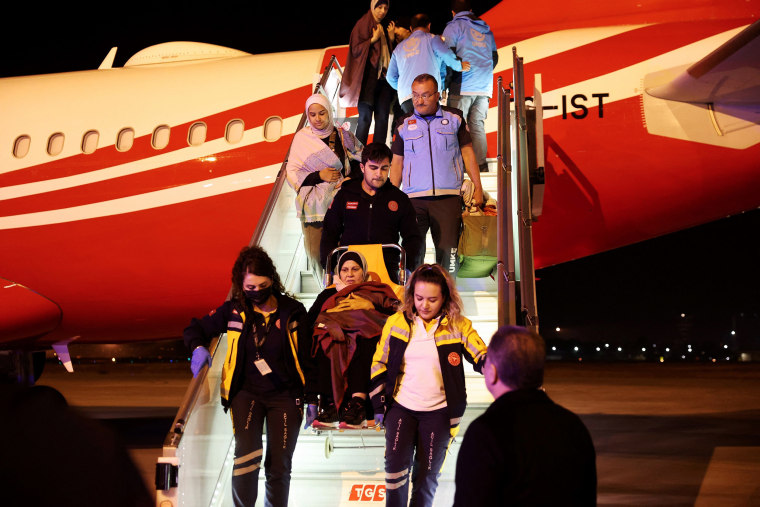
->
<box><xmin>412</xmin><ymin>92</ymin><xmax>438</xmax><ymax>103</ymax></box>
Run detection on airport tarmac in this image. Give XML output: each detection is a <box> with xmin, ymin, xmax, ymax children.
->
<box><xmin>37</xmin><ymin>358</ymin><xmax>760</xmax><ymax>506</ymax></box>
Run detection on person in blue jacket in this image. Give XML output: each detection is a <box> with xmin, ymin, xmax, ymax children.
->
<box><xmin>443</xmin><ymin>0</ymin><xmax>498</xmax><ymax>173</ymax></box>
<box><xmin>386</xmin><ymin>13</ymin><xmax>470</xmax><ymax>114</ymax></box>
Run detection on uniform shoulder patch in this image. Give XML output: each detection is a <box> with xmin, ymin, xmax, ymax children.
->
<box><xmin>448</xmin><ymin>352</ymin><xmax>461</xmax><ymax>366</ymax></box>
<box><xmin>388</xmin><ymin>200</ymin><xmax>398</xmax><ymax>211</ymax></box>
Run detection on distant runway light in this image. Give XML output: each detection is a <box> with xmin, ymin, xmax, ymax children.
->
<box><xmin>605</xmin><ymin>343</ymin><xmax>609</xmax><ymax>348</ymax></box>
<box><xmin>731</xmin><ymin>331</ymin><xmax>736</xmax><ymax>335</ymax></box>
<box><xmin>617</xmin><ymin>347</ymin><xmax>623</xmax><ymax>352</ymax></box>
<box><xmin>724</xmin><ymin>344</ymin><xmax>728</xmax><ymax>349</ymax></box>
<box><xmin>641</xmin><ymin>347</ymin><xmax>646</xmax><ymax>352</ymax></box>
<box><xmin>596</xmin><ymin>347</ymin><xmax>601</xmax><ymax>351</ymax></box>
<box><xmin>573</xmin><ymin>346</ymin><xmax>579</xmax><ymax>352</ymax></box>
<box><xmin>555</xmin><ymin>327</ymin><xmax>561</xmax><ymax>332</ymax></box>
<box><xmin>681</xmin><ymin>313</ymin><xmax>686</xmax><ymax>318</ymax></box>
<box><xmin>659</xmin><ymin>357</ymin><xmax>664</xmax><ymax>363</ymax></box>
<box><xmin>665</xmin><ymin>348</ymin><xmax>670</xmax><ymax>352</ymax></box>
<box><xmin>551</xmin><ymin>346</ymin><xmax>557</xmax><ymax>351</ymax></box>
<box><xmin>111</xmin><ymin>357</ymin><xmax>116</xmax><ymax>362</ymax></box>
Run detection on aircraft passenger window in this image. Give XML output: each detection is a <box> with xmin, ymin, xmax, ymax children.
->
<box><xmin>188</xmin><ymin>122</ymin><xmax>207</xmax><ymax>146</ymax></box>
<box><xmin>82</xmin><ymin>130</ymin><xmax>99</xmax><ymax>154</ymax></box>
<box><xmin>13</xmin><ymin>135</ymin><xmax>31</xmax><ymax>159</ymax></box>
<box><xmin>117</xmin><ymin>128</ymin><xmax>135</xmax><ymax>152</ymax></box>
<box><xmin>47</xmin><ymin>133</ymin><xmax>65</xmax><ymax>156</ymax></box>
<box><xmin>152</xmin><ymin>125</ymin><xmax>170</xmax><ymax>150</ymax></box>
<box><xmin>226</xmin><ymin>119</ymin><xmax>244</xmax><ymax>144</ymax></box>
<box><xmin>263</xmin><ymin>116</ymin><xmax>282</xmax><ymax>142</ymax></box>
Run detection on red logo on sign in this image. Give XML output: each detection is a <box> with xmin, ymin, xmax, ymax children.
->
<box><xmin>346</xmin><ymin>201</ymin><xmax>359</xmax><ymax>210</ymax></box>
<box><xmin>348</xmin><ymin>484</ymin><xmax>386</xmax><ymax>502</ymax></box>
<box><xmin>448</xmin><ymin>352</ymin><xmax>461</xmax><ymax>366</ymax></box>
<box><xmin>388</xmin><ymin>201</ymin><xmax>398</xmax><ymax>211</ymax></box>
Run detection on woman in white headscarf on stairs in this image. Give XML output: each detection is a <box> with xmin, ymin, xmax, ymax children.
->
<box><xmin>286</xmin><ymin>93</ymin><xmax>363</xmax><ymax>283</ymax></box>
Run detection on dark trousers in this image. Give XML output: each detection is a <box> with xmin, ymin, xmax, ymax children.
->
<box><xmin>356</xmin><ymin>79</ymin><xmax>394</xmax><ymax>146</ymax></box>
<box><xmin>411</xmin><ymin>195</ymin><xmax>463</xmax><ymax>276</ymax></box>
<box><xmin>317</xmin><ymin>336</ymin><xmax>379</xmax><ymax>408</ymax></box>
<box><xmin>230</xmin><ymin>390</ymin><xmax>303</xmax><ymax>507</ymax></box>
<box><xmin>384</xmin><ymin>404</ymin><xmax>453</xmax><ymax>507</ymax></box>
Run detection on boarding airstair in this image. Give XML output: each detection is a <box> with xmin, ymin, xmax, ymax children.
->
<box><xmin>156</xmin><ymin>49</ymin><xmax>542</xmax><ymax>507</ymax></box>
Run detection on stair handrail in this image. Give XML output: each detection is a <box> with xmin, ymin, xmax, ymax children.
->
<box><xmin>156</xmin><ymin>54</ymin><xmax>344</xmax><ymax>503</ymax></box>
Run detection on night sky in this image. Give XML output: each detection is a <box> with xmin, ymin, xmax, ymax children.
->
<box><xmin>4</xmin><ymin>1</ymin><xmax>759</xmax><ymax>353</ymax></box>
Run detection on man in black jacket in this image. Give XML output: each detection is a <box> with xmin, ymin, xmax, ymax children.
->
<box><xmin>453</xmin><ymin>326</ymin><xmax>597</xmax><ymax>506</ymax></box>
<box><xmin>320</xmin><ymin>143</ymin><xmax>423</xmax><ymax>282</ymax></box>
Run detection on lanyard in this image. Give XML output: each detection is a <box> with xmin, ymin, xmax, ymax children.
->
<box><xmin>249</xmin><ymin>310</ymin><xmax>275</xmax><ymax>359</ymax></box>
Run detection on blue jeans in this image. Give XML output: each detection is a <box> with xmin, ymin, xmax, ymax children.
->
<box><xmin>383</xmin><ymin>404</ymin><xmax>453</xmax><ymax>507</ymax></box>
<box><xmin>447</xmin><ymin>95</ymin><xmax>490</xmax><ymax>171</ymax></box>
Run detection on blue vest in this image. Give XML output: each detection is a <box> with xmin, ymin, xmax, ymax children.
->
<box><xmin>397</xmin><ymin>106</ymin><xmax>466</xmax><ymax>198</ymax></box>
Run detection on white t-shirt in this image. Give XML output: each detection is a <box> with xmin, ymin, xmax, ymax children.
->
<box><xmin>393</xmin><ymin>315</ymin><xmax>448</xmax><ymax>411</ymax></box>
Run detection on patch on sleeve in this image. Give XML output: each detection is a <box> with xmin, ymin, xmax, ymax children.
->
<box><xmin>408</xmin><ymin>119</ymin><xmax>417</xmax><ymax>125</ymax></box>
<box><xmin>388</xmin><ymin>200</ymin><xmax>398</xmax><ymax>211</ymax></box>
<box><xmin>448</xmin><ymin>352</ymin><xmax>461</xmax><ymax>366</ymax></box>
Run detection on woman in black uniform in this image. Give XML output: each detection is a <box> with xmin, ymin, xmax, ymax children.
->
<box><xmin>184</xmin><ymin>246</ymin><xmax>315</xmax><ymax>507</ymax></box>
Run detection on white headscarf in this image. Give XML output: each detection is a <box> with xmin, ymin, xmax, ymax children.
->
<box><xmin>304</xmin><ymin>94</ymin><xmax>335</xmax><ymax>139</ymax></box>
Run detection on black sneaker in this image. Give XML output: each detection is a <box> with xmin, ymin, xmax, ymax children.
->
<box><xmin>339</xmin><ymin>397</ymin><xmax>367</xmax><ymax>429</ymax></box>
<box><xmin>312</xmin><ymin>402</ymin><xmax>339</xmax><ymax>429</ymax></box>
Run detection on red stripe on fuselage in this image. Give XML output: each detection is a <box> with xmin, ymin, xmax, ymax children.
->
<box><xmin>492</xmin><ymin>19</ymin><xmax>751</xmax><ymax>99</ymax></box>
<box><xmin>0</xmin><ymin>84</ymin><xmax>311</xmax><ymax>187</ymax></box>
<box><xmin>0</xmin><ymin>134</ymin><xmax>294</xmax><ymax>216</ymax></box>
<box><xmin>532</xmin><ymin>95</ymin><xmax>760</xmax><ymax>267</ymax></box>
<box><xmin>0</xmin><ymin>184</ymin><xmax>274</xmax><ymax>344</ymax></box>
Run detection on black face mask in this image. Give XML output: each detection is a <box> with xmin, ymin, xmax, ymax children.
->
<box><xmin>244</xmin><ymin>286</ymin><xmax>272</xmax><ymax>304</ymax></box>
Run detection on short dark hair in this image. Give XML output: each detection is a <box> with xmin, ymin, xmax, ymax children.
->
<box><xmin>488</xmin><ymin>326</ymin><xmax>545</xmax><ymax>390</ymax></box>
<box><xmin>451</xmin><ymin>0</ymin><xmax>472</xmax><ymax>13</ymax></box>
<box><xmin>410</xmin><ymin>13</ymin><xmax>431</xmax><ymax>30</ymax></box>
<box><xmin>395</xmin><ymin>15</ymin><xmax>411</xmax><ymax>31</ymax></box>
<box><xmin>412</xmin><ymin>73</ymin><xmax>439</xmax><ymax>89</ymax></box>
<box><xmin>361</xmin><ymin>142</ymin><xmax>392</xmax><ymax>165</ymax></box>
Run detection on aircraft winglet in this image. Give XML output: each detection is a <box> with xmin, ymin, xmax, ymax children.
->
<box><xmin>99</xmin><ymin>47</ymin><xmax>118</xmax><ymax>70</ymax></box>
<box><xmin>647</xmin><ymin>21</ymin><xmax>760</xmax><ymax>105</ymax></box>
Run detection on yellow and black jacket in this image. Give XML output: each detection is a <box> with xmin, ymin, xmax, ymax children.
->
<box><xmin>369</xmin><ymin>311</ymin><xmax>487</xmax><ymax>427</ymax></box>
<box><xmin>183</xmin><ymin>293</ymin><xmax>315</xmax><ymax>410</ymax></box>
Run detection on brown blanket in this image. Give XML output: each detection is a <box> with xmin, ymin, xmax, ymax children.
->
<box><xmin>313</xmin><ymin>281</ymin><xmax>398</xmax><ymax>406</ymax></box>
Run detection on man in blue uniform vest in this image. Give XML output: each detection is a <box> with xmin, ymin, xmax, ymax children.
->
<box><xmin>390</xmin><ymin>73</ymin><xmax>483</xmax><ymax>277</ymax></box>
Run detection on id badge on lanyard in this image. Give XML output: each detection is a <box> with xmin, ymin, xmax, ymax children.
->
<box><xmin>252</xmin><ymin>315</ymin><xmax>274</xmax><ymax>375</ymax></box>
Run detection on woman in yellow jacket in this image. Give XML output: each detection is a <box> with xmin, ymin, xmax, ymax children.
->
<box><xmin>369</xmin><ymin>263</ymin><xmax>487</xmax><ymax>507</ymax></box>
<box><xmin>184</xmin><ymin>246</ymin><xmax>314</xmax><ymax>507</ymax></box>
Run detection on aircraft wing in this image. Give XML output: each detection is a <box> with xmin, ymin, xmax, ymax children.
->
<box><xmin>647</xmin><ymin>20</ymin><xmax>760</xmax><ymax>105</ymax></box>
<box><xmin>0</xmin><ymin>277</ymin><xmax>62</xmax><ymax>345</ymax></box>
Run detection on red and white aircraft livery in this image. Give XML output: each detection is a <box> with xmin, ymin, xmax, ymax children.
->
<box><xmin>1</xmin><ymin>0</ymin><xmax>758</xmax><ymax>365</ymax></box>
